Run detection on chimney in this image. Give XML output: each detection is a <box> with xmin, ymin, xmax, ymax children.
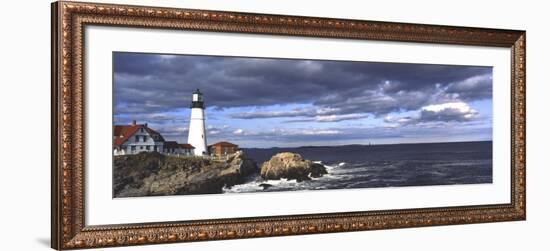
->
<box><xmin>145</xmin><ymin>123</ymin><xmax>148</xmax><ymax>128</ymax></box>
<box><xmin>132</xmin><ymin>120</ymin><xmax>136</xmax><ymax>126</ymax></box>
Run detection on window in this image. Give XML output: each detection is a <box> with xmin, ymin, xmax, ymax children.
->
<box><xmin>146</xmin><ymin>146</ymin><xmax>150</xmax><ymax>150</ymax></box>
<box><xmin>143</xmin><ymin>136</ymin><xmax>147</xmax><ymax>142</ymax></box>
<box><xmin>135</xmin><ymin>135</ymin><xmax>139</xmax><ymax>142</ymax></box>
<box><xmin>140</xmin><ymin>146</ymin><xmax>143</xmax><ymax>150</ymax></box>
<box><xmin>131</xmin><ymin>146</ymin><xmax>136</xmax><ymax>151</ymax></box>
<box><xmin>154</xmin><ymin>146</ymin><xmax>157</xmax><ymax>152</ymax></box>
<box><xmin>140</xmin><ymin>128</ymin><xmax>144</xmax><ymax>133</ymax></box>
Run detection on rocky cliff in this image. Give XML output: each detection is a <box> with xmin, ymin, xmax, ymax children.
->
<box><xmin>114</xmin><ymin>151</ymin><xmax>258</xmax><ymax>197</ymax></box>
<box><xmin>260</xmin><ymin>152</ymin><xmax>327</xmax><ymax>182</ymax></box>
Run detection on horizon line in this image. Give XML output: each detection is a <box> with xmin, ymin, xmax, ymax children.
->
<box><xmin>241</xmin><ymin>140</ymin><xmax>493</xmax><ymax>150</ymax></box>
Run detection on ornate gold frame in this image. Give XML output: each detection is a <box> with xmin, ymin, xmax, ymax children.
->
<box><xmin>51</xmin><ymin>1</ymin><xmax>526</xmax><ymax>249</ymax></box>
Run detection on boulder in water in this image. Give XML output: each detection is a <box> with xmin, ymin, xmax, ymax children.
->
<box><xmin>260</xmin><ymin>152</ymin><xmax>327</xmax><ymax>182</ymax></box>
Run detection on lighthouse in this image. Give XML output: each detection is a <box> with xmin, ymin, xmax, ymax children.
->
<box><xmin>187</xmin><ymin>89</ymin><xmax>208</xmax><ymax>156</ymax></box>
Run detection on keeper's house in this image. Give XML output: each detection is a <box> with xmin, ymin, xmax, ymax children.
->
<box><xmin>164</xmin><ymin>141</ymin><xmax>195</xmax><ymax>156</ymax></box>
<box><xmin>113</xmin><ymin>120</ymin><xmax>194</xmax><ymax>156</ymax></box>
<box><xmin>208</xmin><ymin>141</ymin><xmax>239</xmax><ymax>156</ymax></box>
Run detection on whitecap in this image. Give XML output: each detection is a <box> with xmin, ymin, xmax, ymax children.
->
<box><xmin>222</xmin><ymin>177</ymin><xmax>301</xmax><ymax>193</ymax></box>
<box><xmin>323</xmin><ymin>164</ymin><xmax>337</xmax><ymax>172</ymax></box>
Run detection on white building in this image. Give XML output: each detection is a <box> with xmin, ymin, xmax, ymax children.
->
<box><xmin>113</xmin><ymin>121</ymin><xmax>197</xmax><ymax>156</ymax></box>
<box><xmin>164</xmin><ymin>141</ymin><xmax>195</xmax><ymax>156</ymax></box>
<box><xmin>187</xmin><ymin>89</ymin><xmax>209</xmax><ymax>156</ymax></box>
<box><xmin>113</xmin><ymin>120</ymin><xmax>165</xmax><ymax>155</ymax></box>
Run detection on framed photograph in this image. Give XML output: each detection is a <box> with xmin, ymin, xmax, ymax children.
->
<box><xmin>51</xmin><ymin>1</ymin><xmax>526</xmax><ymax>249</ymax></box>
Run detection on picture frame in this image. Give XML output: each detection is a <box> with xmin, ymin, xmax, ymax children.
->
<box><xmin>51</xmin><ymin>1</ymin><xmax>526</xmax><ymax>249</ymax></box>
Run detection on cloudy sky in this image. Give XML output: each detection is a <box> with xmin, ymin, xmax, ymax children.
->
<box><xmin>113</xmin><ymin>52</ymin><xmax>493</xmax><ymax>148</ymax></box>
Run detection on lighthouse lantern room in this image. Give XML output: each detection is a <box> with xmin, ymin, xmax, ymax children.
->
<box><xmin>187</xmin><ymin>89</ymin><xmax>208</xmax><ymax>156</ymax></box>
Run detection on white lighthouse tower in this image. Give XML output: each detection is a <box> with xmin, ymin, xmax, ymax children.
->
<box><xmin>187</xmin><ymin>89</ymin><xmax>208</xmax><ymax>156</ymax></box>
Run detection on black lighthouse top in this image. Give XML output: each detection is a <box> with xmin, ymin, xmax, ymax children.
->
<box><xmin>191</xmin><ymin>89</ymin><xmax>205</xmax><ymax>109</ymax></box>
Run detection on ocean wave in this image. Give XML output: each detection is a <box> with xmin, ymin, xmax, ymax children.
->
<box><xmin>224</xmin><ymin>162</ymin><xmax>344</xmax><ymax>193</ymax></box>
<box><xmin>223</xmin><ymin>177</ymin><xmax>302</xmax><ymax>193</ymax></box>
<box><xmin>322</xmin><ymin>162</ymin><xmax>344</xmax><ymax>172</ymax></box>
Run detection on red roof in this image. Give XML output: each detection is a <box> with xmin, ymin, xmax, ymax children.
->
<box><xmin>164</xmin><ymin>141</ymin><xmax>178</xmax><ymax>149</ymax></box>
<box><xmin>113</xmin><ymin>124</ymin><xmax>164</xmax><ymax>146</ymax></box>
<box><xmin>165</xmin><ymin>141</ymin><xmax>195</xmax><ymax>149</ymax></box>
<box><xmin>179</xmin><ymin>143</ymin><xmax>195</xmax><ymax>149</ymax></box>
<box><xmin>209</xmin><ymin>141</ymin><xmax>238</xmax><ymax>147</ymax></box>
<box><xmin>114</xmin><ymin>125</ymin><xmax>139</xmax><ymax>146</ymax></box>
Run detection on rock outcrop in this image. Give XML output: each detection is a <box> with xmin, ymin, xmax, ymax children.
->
<box><xmin>260</xmin><ymin>152</ymin><xmax>327</xmax><ymax>182</ymax></box>
<box><xmin>114</xmin><ymin>151</ymin><xmax>258</xmax><ymax>197</ymax></box>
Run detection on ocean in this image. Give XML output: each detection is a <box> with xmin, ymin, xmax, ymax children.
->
<box><xmin>222</xmin><ymin>141</ymin><xmax>492</xmax><ymax>193</ymax></box>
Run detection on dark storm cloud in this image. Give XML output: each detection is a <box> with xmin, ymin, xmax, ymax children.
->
<box><xmin>114</xmin><ymin>112</ymin><xmax>188</xmax><ymax>127</ymax></box>
<box><xmin>285</xmin><ymin>114</ymin><xmax>370</xmax><ymax>123</ymax></box>
<box><xmin>418</xmin><ymin>108</ymin><xmax>477</xmax><ymax>123</ymax></box>
<box><xmin>113</xmin><ymin>52</ymin><xmax>492</xmax><ymax>118</ymax></box>
<box><xmin>383</xmin><ymin>102</ymin><xmax>479</xmax><ymax>127</ymax></box>
<box><xmin>445</xmin><ymin>74</ymin><xmax>493</xmax><ymax>101</ymax></box>
<box><xmin>229</xmin><ymin>108</ymin><xmax>314</xmax><ymax>119</ymax></box>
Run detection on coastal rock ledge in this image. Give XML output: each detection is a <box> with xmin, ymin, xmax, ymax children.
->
<box><xmin>114</xmin><ymin>151</ymin><xmax>258</xmax><ymax>197</ymax></box>
<box><xmin>260</xmin><ymin>152</ymin><xmax>327</xmax><ymax>182</ymax></box>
